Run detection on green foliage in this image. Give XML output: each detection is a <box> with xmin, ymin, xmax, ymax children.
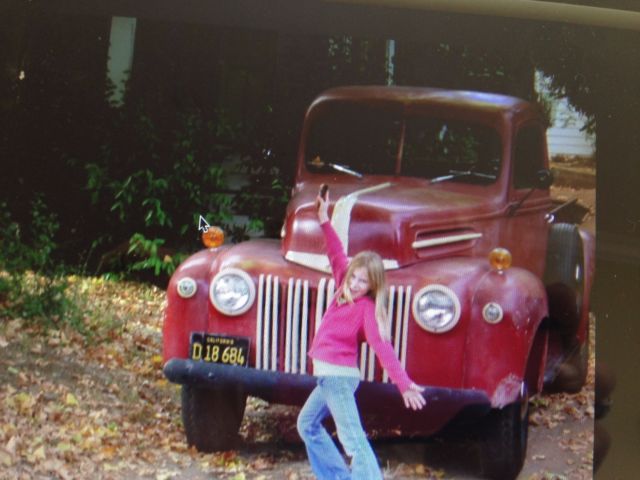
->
<box><xmin>85</xmin><ymin>101</ymin><xmax>285</xmax><ymax>278</ymax></box>
<box><xmin>396</xmin><ymin>39</ymin><xmax>533</xmax><ymax>98</ymax></box>
<box><xmin>534</xmin><ymin>88</ymin><xmax>557</xmax><ymax>129</ymax></box>
<box><xmin>128</xmin><ymin>233</ymin><xmax>187</xmax><ymax>276</ymax></box>
<box><xmin>326</xmin><ymin>36</ymin><xmax>387</xmax><ymax>84</ymax></box>
<box><xmin>0</xmin><ymin>199</ymin><xmax>84</xmax><ymax>332</ymax></box>
<box><xmin>1</xmin><ymin>197</ymin><xmax>58</xmax><ymax>274</ymax></box>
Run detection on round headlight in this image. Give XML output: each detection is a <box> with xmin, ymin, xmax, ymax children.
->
<box><xmin>209</xmin><ymin>268</ymin><xmax>256</xmax><ymax>316</ymax></box>
<box><xmin>176</xmin><ymin>277</ymin><xmax>197</xmax><ymax>299</ymax></box>
<box><xmin>412</xmin><ymin>284</ymin><xmax>461</xmax><ymax>333</ymax></box>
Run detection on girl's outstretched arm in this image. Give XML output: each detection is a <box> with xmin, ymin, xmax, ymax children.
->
<box><xmin>363</xmin><ymin>307</ymin><xmax>425</xmax><ymax>410</ymax></box>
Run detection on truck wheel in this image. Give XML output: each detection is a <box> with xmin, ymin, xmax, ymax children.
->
<box><xmin>477</xmin><ymin>389</ymin><xmax>529</xmax><ymax>480</ymax></box>
<box><xmin>547</xmin><ymin>333</ymin><xmax>589</xmax><ymax>393</ymax></box>
<box><xmin>544</xmin><ymin>223</ymin><xmax>588</xmax><ymax>392</ymax></box>
<box><xmin>544</xmin><ymin>223</ymin><xmax>584</xmax><ymax>333</ymax></box>
<box><xmin>181</xmin><ymin>384</ymin><xmax>247</xmax><ymax>452</ymax></box>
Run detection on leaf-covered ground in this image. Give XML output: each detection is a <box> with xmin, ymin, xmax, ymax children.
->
<box><xmin>0</xmin><ymin>276</ymin><xmax>594</xmax><ymax>479</ymax></box>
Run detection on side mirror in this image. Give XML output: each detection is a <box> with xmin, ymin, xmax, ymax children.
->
<box><xmin>536</xmin><ymin>169</ymin><xmax>554</xmax><ymax>189</ymax></box>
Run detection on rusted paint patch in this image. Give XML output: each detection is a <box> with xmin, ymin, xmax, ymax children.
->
<box><xmin>491</xmin><ymin>373</ymin><xmax>522</xmax><ymax>408</ymax></box>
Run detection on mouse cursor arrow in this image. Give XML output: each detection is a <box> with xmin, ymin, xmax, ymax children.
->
<box><xmin>198</xmin><ymin>215</ymin><xmax>210</xmax><ymax>233</ymax></box>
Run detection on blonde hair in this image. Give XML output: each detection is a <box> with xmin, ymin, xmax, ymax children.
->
<box><xmin>337</xmin><ymin>251</ymin><xmax>391</xmax><ymax>341</ymax></box>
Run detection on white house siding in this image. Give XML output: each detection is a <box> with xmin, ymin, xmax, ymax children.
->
<box><xmin>536</xmin><ymin>71</ymin><xmax>596</xmax><ymax>158</ymax></box>
<box><xmin>546</xmin><ymin>98</ymin><xmax>596</xmax><ymax>157</ymax></box>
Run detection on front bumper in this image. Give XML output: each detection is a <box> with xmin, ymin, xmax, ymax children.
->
<box><xmin>164</xmin><ymin>358</ymin><xmax>492</xmax><ymax>435</ymax></box>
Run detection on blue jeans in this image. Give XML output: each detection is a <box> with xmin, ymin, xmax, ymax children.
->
<box><xmin>297</xmin><ymin>376</ymin><xmax>382</xmax><ymax>480</ymax></box>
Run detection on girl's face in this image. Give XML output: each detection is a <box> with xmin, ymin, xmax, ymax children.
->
<box><xmin>348</xmin><ymin>267</ymin><xmax>370</xmax><ymax>300</ymax></box>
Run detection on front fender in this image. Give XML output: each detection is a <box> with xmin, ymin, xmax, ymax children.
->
<box><xmin>463</xmin><ymin>267</ymin><xmax>548</xmax><ymax>407</ymax></box>
<box><xmin>162</xmin><ymin>247</ymin><xmax>228</xmax><ymax>362</ymax></box>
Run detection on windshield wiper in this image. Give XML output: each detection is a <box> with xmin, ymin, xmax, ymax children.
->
<box><xmin>328</xmin><ymin>162</ymin><xmax>363</xmax><ymax>178</ymax></box>
<box><xmin>307</xmin><ymin>157</ymin><xmax>363</xmax><ymax>179</ymax></box>
<box><xmin>430</xmin><ymin>169</ymin><xmax>496</xmax><ymax>184</ymax></box>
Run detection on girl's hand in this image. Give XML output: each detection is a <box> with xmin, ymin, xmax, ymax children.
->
<box><xmin>316</xmin><ymin>189</ymin><xmax>330</xmax><ymax>223</ymax></box>
<box><xmin>402</xmin><ymin>383</ymin><xmax>426</xmax><ymax>411</ymax></box>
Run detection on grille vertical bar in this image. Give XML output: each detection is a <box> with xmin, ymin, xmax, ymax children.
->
<box><xmin>399</xmin><ymin>286</ymin><xmax>412</xmax><ymax>369</ymax></box>
<box><xmin>291</xmin><ymin>280</ymin><xmax>303</xmax><ymax>373</ymax></box>
<box><xmin>284</xmin><ymin>278</ymin><xmax>294</xmax><ymax>373</ymax></box>
<box><xmin>366</xmin><ymin>345</ymin><xmax>376</xmax><ymax>381</ymax></box>
<box><xmin>394</xmin><ymin>286</ymin><xmax>406</xmax><ymax>370</ymax></box>
<box><xmin>262</xmin><ymin>275</ymin><xmax>273</xmax><ymax>370</ymax></box>
<box><xmin>255</xmin><ymin>274</ymin><xmax>265</xmax><ymax>370</ymax></box>
<box><xmin>382</xmin><ymin>286</ymin><xmax>396</xmax><ymax>383</ymax></box>
<box><xmin>270</xmin><ymin>277</ymin><xmax>280</xmax><ymax>371</ymax></box>
<box><xmin>299</xmin><ymin>281</ymin><xmax>310</xmax><ymax>374</ymax></box>
<box><xmin>315</xmin><ymin>278</ymin><xmax>327</xmax><ymax>335</ymax></box>
<box><xmin>359</xmin><ymin>345</ymin><xmax>368</xmax><ymax>380</ymax></box>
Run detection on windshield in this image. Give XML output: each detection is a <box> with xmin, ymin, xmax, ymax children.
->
<box><xmin>305</xmin><ymin>103</ymin><xmax>501</xmax><ymax>184</ymax></box>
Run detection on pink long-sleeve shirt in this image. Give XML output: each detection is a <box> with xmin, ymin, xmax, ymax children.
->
<box><xmin>307</xmin><ymin>221</ymin><xmax>413</xmax><ymax>394</ymax></box>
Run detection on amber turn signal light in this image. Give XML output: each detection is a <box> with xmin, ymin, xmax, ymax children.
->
<box><xmin>489</xmin><ymin>247</ymin><xmax>512</xmax><ymax>271</ymax></box>
<box><xmin>202</xmin><ymin>226</ymin><xmax>224</xmax><ymax>248</ymax></box>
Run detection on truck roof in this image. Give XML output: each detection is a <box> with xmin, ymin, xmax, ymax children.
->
<box><xmin>312</xmin><ymin>85</ymin><xmax>534</xmax><ymax>116</ymax></box>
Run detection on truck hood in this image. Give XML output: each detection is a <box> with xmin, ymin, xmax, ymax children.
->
<box><xmin>282</xmin><ymin>181</ymin><xmax>503</xmax><ymax>272</ymax></box>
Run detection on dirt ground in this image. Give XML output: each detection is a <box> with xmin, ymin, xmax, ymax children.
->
<box><xmin>0</xmin><ymin>314</ymin><xmax>595</xmax><ymax>480</ymax></box>
<box><xmin>0</xmin><ymin>160</ymin><xmax>597</xmax><ymax>480</ymax></box>
<box><xmin>550</xmin><ymin>155</ymin><xmax>596</xmax><ymax>235</ymax></box>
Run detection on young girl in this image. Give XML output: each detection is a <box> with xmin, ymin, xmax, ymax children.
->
<box><xmin>297</xmin><ymin>189</ymin><xmax>426</xmax><ymax>480</ymax></box>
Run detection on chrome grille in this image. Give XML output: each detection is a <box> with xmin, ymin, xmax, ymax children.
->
<box><xmin>255</xmin><ymin>274</ymin><xmax>411</xmax><ymax>382</ymax></box>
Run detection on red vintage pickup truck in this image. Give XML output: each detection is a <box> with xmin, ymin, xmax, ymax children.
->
<box><xmin>163</xmin><ymin>86</ymin><xmax>594</xmax><ymax>480</ymax></box>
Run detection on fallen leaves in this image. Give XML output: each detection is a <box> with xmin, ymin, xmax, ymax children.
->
<box><xmin>65</xmin><ymin>392</ymin><xmax>79</xmax><ymax>406</ymax></box>
<box><xmin>387</xmin><ymin>462</ymin><xmax>446</xmax><ymax>479</ymax></box>
<box><xmin>527</xmin><ymin>472</ymin><xmax>569</xmax><ymax>480</ymax></box>
<box><xmin>0</xmin><ymin>275</ymin><xmax>596</xmax><ymax>479</ymax></box>
<box><xmin>526</xmin><ymin>315</ymin><xmax>596</xmax><ymax>480</ymax></box>
<box><xmin>0</xmin><ymin>277</ymin><xmax>183</xmax><ymax>479</ymax></box>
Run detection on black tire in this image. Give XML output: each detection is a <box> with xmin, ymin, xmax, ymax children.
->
<box><xmin>477</xmin><ymin>389</ymin><xmax>529</xmax><ymax>480</ymax></box>
<box><xmin>544</xmin><ymin>223</ymin><xmax>588</xmax><ymax>392</ymax></box>
<box><xmin>181</xmin><ymin>384</ymin><xmax>247</xmax><ymax>452</ymax></box>
<box><xmin>544</xmin><ymin>223</ymin><xmax>584</xmax><ymax>333</ymax></box>
<box><xmin>547</xmin><ymin>332</ymin><xmax>589</xmax><ymax>393</ymax></box>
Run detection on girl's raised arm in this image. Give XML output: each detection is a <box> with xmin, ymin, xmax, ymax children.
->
<box><xmin>320</xmin><ymin>221</ymin><xmax>349</xmax><ymax>285</ymax></box>
<box><xmin>317</xmin><ymin>190</ymin><xmax>349</xmax><ymax>284</ymax></box>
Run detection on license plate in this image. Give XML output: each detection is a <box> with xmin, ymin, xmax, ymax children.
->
<box><xmin>189</xmin><ymin>333</ymin><xmax>250</xmax><ymax>367</ymax></box>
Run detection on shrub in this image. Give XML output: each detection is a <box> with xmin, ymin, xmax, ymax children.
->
<box><xmin>0</xmin><ymin>199</ymin><xmax>83</xmax><ymax>331</ymax></box>
<box><xmin>86</xmin><ymin>102</ymin><xmax>287</xmax><ymax>279</ymax></box>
